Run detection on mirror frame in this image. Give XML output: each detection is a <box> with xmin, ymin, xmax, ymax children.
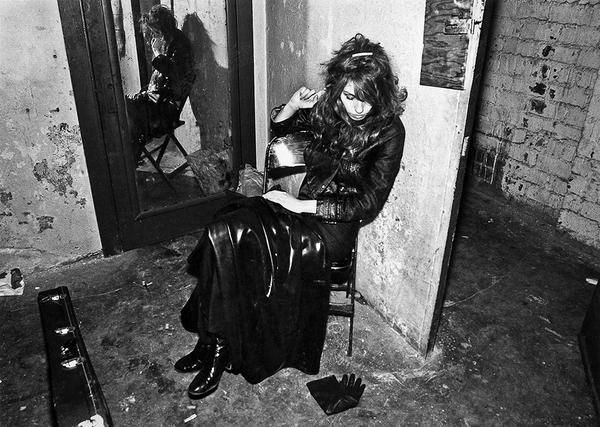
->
<box><xmin>57</xmin><ymin>0</ymin><xmax>255</xmax><ymax>254</ymax></box>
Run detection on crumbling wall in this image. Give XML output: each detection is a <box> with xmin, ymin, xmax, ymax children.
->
<box><xmin>473</xmin><ymin>0</ymin><xmax>600</xmax><ymax>249</ymax></box>
<box><xmin>0</xmin><ymin>1</ymin><xmax>101</xmax><ymax>273</ymax></box>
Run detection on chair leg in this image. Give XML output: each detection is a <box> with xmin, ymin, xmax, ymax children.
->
<box><xmin>347</xmin><ymin>309</ymin><xmax>354</xmax><ymax>357</ymax></box>
<box><xmin>140</xmin><ymin>133</ymin><xmax>189</xmax><ymax>191</ymax></box>
<box><xmin>347</xmin><ymin>238</ymin><xmax>359</xmax><ymax>356</ymax></box>
<box><xmin>169</xmin><ymin>162</ymin><xmax>189</xmax><ymax>177</ymax></box>
<box><xmin>140</xmin><ymin>146</ymin><xmax>176</xmax><ymax>190</ymax></box>
<box><xmin>155</xmin><ymin>135</ymin><xmax>170</xmax><ymax>165</ymax></box>
<box><xmin>167</xmin><ymin>133</ymin><xmax>190</xmax><ymax>178</ymax></box>
<box><xmin>170</xmin><ymin>133</ymin><xmax>189</xmax><ymax>157</ymax></box>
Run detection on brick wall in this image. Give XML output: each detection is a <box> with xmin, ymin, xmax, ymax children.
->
<box><xmin>473</xmin><ymin>0</ymin><xmax>600</xmax><ymax>249</ymax></box>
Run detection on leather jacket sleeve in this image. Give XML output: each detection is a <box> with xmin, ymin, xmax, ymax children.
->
<box><xmin>270</xmin><ymin>105</ymin><xmax>406</xmax><ymax>223</ymax></box>
<box><xmin>313</xmin><ymin>117</ymin><xmax>405</xmax><ymax>223</ymax></box>
<box><xmin>151</xmin><ymin>31</ymin><xmax>194</xmax><ymax>101</ymax></box>
<box><xmin>151</xmin><ymin>32</ymin><xmax>192</xmax><ymax>79</ymax></box>
<box><xmin>270</xmin><ymin>105</ymin><xmax>313</xmax><ymax>137</ymax></box>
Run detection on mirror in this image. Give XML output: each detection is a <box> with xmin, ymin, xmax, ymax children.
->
<box><xmin>113</xmin><ymin>0</ymin><xmax>236</xmax><ymax>212</ymax></box>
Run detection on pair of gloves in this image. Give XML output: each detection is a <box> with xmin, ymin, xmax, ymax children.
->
<box><xmin>306</xmin><ymin>374</ymin><xmax>366</xmax><ymax>415</ymax></box>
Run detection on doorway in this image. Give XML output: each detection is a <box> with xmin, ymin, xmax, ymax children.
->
<box><xmin>57</xmin><ymin>0</ymin><xmax>255</xmax><ymax>254</ymax></box>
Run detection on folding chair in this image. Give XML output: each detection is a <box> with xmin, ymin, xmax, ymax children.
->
<box><xmin>263</xmin><ymin>131</ymin><xmax>359</xmax><ymax>356</ymax></box>
<box><xmin>137</xmin><ymin>76</ymin><xmax>196</xmax><ymax>190</ymax></box>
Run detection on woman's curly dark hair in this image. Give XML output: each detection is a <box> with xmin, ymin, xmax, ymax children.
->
<box><xmin>310</xmin><ymin>33</ymin><xmax>407</xmax><ymax>153</ymax></box>
<box><xmin>142</xmin><ymin>5</ymin><xmax>178</xmax><ymax>39</ymax></box>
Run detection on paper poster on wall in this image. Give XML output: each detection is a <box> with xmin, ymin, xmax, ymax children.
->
<box><xmin>420</xmin><ymin>0</ymin><xmax>473</xmax><ymax>90</ymax></box>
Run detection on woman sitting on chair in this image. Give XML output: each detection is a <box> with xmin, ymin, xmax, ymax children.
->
<box><xmin>175</xmin><ymin>33</ymin><xmax>407</xmax><ymax>399</ymax></box>
<box><xmin>126</xmin><ymin>5</ymin><xmax>194</xmax><ymax>148</ymax></box>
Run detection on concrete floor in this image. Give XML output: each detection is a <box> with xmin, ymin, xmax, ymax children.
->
<box><xmin>2</xmin><ymin>183</ymin><xmax>599</xmax><ymax>426</ymax></box>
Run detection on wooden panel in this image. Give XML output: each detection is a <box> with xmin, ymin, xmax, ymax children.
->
<box><xmin>420</xmin><ymin>0</ymin><xmax>473</xmax><ymax>90</ymax></box>
<box><xmin>228</xmin><ymin>0</ymin><xmax>256</xmax><ymax>168</ymax></box>
<box><xmin>57</xmin><ymin>0</ymin><xmax>122</xmax><ymax>254</ymax></box>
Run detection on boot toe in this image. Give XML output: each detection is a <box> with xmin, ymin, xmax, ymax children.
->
<box><xmin>174</xmin><ymin>343</ymin><xmax>212</xmax><ymax>373</ymax></box>
<box><xmin>174</xmin><ymin>355</ymin><xmax>203</xmax><ymax>373</ymax></box>
<box><xmin>187</xmin><ymin>368</ymin><xmax>222</xmax><ymax>399</ymax></box>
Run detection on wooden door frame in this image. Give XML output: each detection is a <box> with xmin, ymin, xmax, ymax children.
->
<box><xmin>57</xmin><ymin>0</ymin><xmax>255</xmax><ymax>255</ymax></box>
<box><xmin>426</xmin><ymin>0</ymin><xmax>494</xmax><ymax>354</ymax></box>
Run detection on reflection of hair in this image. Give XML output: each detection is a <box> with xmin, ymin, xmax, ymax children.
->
<box><xmin>142</xmin><ymin>5</ymin><xmax>178</xmax><ymax>39</ymax></box>
<box><xmin>311</xmin><ymin>33</ymin><xmax>407</xmax><ymax>152</ymax></box>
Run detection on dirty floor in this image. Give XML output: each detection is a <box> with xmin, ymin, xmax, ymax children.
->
<box><xmin>2</xmin><ymin>184</ymin><xmax>599</xmax><ymax>426</ymax></box>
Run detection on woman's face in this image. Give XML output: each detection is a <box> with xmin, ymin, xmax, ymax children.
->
<box><xmin>340</xmin><ymin>81</ymin><xmax>372</xmax><ymax>121</ymax></box>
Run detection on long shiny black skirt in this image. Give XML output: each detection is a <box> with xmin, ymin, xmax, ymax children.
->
<box><xmin>180</xmin><ymin>198</ymin><xmax>356</xmax><ymax>384</ymax></box>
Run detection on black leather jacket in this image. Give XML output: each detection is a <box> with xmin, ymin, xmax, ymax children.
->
<box><xmin>270</xmin><ymin>106</ymin><xmax>406</xmax><ymax>223</ymax></box>
<box><xmin>148</xmin><ymin>29</ymin><xmax>195</xmax><ymax>103</ymax></box>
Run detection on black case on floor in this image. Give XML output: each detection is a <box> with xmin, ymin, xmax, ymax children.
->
<box><xmin>38</xmin><ymin>286</ymin><xmax>113</xmax><ymax>427</ymax></box>
<box><xmin>579</xmin><ymin>284</ymin><xmax>600</xmax><ymax>417</ymax></box>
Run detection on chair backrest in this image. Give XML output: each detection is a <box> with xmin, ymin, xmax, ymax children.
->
<box><xmin>263</xmin><ymin>131</ymin><xmax>312</xmax><ymax>196</ymax></box>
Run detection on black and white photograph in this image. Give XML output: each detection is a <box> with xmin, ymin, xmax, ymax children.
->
<box><xmin>1</xmin><ymin>0</ymin><xmax>600</xmax><ymax>425</ymax></box>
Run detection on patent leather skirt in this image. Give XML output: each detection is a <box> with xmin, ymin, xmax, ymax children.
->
<box><xmin>180</xmin><ymin>197</ymin><xmax>342</xmax><ymax>384</ymax></box>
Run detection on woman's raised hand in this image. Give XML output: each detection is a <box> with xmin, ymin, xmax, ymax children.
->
<box><xmin>288</xmin><ymin>87</ymin><xmax>321</xmax><ymax>110</ymax></box>
<box><xmin>272</xmin><ymin>87</ymin><xmax>324</xmax><ymax>123</ymax></box>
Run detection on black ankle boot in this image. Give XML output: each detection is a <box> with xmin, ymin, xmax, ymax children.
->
<box><xmin>187</xmin><ymin>337</ymin><xmax>229</xmax><ymax>399</ymax></box>
<box><xmin>174</xmin><ymin>340</ymin><xmax>213</xmax><ymax>373</ymax></box>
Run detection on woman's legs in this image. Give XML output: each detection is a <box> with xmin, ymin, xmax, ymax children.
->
<box><xmin>314</xmin><ymin>220</ymin><xmax>360</xmax><ymax>263</ymax></box>
<box><xmin>176</xmin><ymin>231</ymin><xmax>231</xmax><ymax>398</ymax></box>
<box><xmin>125</xmin><ymin>94</ymin><xmax>151</xmax><ymax>164</ymax></box>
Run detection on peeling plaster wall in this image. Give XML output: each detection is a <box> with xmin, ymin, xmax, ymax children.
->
<box><xmin>0</xmin><ymin>2</ymin><xmax>101</xmax><ymax>273</ymax></box>
<box><xmin>266</xmin><ymin>1</ymin><xmax>468</xmax><ymax>353</ymax></box>
<box><xmin>473</xmin><ymin>0</ymin><xmax>600</xmax><ymax>250</ymax></box>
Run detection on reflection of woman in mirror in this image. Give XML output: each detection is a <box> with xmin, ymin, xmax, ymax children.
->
<box><xmin>126</xmin><ymin>5</ymin><xmax>194</xmax><ymax>152</ymax></box>
<box><xmin>175</xmin><ymin>34</ymin><xmax>407</xmax><ymax>400</ymax></box>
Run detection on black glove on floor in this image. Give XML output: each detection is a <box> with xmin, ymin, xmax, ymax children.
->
<box><xmin>306</xmin><ymin>373</ymin><xmax>366</xmax><ymax>415</ymax></box>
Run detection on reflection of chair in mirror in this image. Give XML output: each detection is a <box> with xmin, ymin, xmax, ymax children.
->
<box><xmin>263</xmin><ymin>131</ymin><xmax>359</xmax><ymax>356</ymax></box>
<box><xmin>137</xmin><ymin>75</ymin><xmax>196</xmax><ymax>191</ymax></box>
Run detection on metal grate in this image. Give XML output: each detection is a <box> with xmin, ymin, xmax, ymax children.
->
<box><xmin>470</xmin><ymin>146</ymin><xmax>498</xmax><ymax>184</ymax></box>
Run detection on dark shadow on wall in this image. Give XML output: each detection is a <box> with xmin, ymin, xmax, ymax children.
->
<box><xmin>182</xmin><ymin>13</ymin><xmax>231</xmax><ymax>151</ymax></box>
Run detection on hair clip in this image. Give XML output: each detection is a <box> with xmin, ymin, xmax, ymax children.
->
<box><xmin>351</xmin><ymin>52</ymin><xmax>373</xmax><ymax>58</ymax></box>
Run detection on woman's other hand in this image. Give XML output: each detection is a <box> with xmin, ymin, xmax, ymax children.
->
<box><xmin>262</xmin><ymin>190</ymin><xmax>317</xmax><ymax>214</ymax></box>
<box><xmin>272</xmin><ymin>87</ymin><xmax>323</xmax><ymax>123</ymax></box>
<box><xmin>151</xmin><ymin>37</ymin><xmax>166</xmax><ymax>57</ymax></box>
